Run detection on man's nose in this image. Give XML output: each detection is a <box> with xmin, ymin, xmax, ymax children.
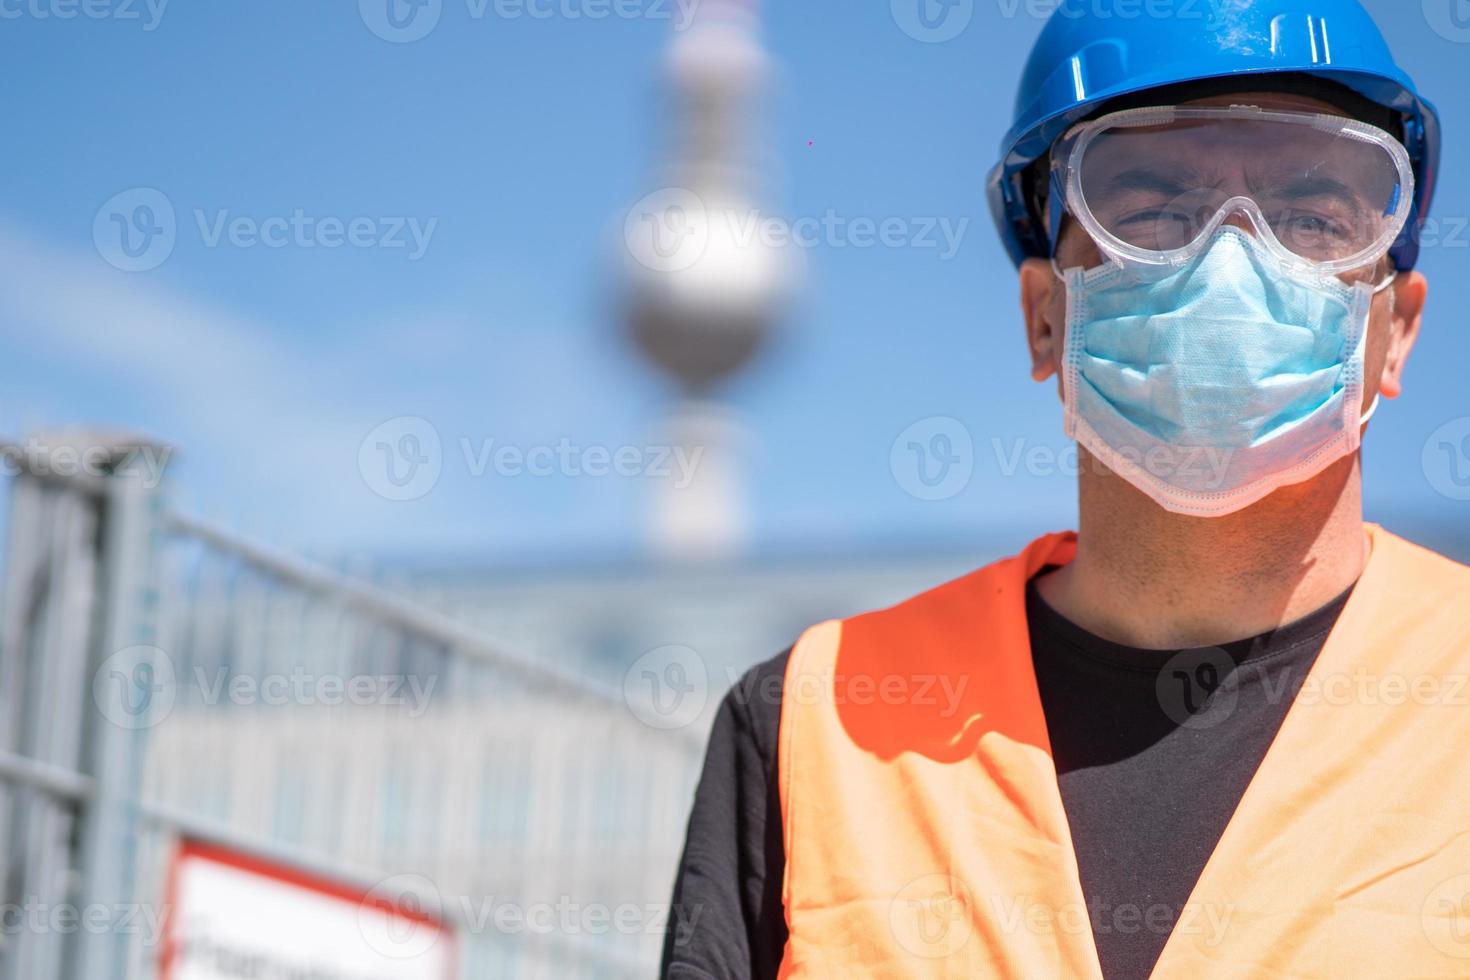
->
<box><xmin>1219</xmin><ymin>208</ymin><xmax>1260</xmax><ymax>236</ymax></box>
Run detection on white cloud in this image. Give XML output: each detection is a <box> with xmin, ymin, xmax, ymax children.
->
<box><xmin>0</xmin><ymin>225</ymin><xmax>653</xmax><ymax>556</ymax></box>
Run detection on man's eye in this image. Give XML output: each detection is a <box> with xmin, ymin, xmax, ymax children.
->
<box><xmin>1275</xmin><ymin>212</ymin><xmax>1351</xmax><ymax>246</ymax></box>
<box><xmin>1112</xmin><ymin>209</ymin><xmax>1201</xmax><ymax>248</ymax></box>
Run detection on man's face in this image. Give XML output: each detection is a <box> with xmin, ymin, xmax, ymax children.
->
<box><xmin>1020</xmin><ymin>91</ymin><xmax>1426</xmax><ymax>419</ymax></box>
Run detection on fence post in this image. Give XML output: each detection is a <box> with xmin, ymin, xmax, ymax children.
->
<box><xmin>0</xmin><ymin>442</ymin><xmax>102</xmax><ymax>977</ymax></box>
<box><xmin>7</xmin><ymin>433</ymin><xmax>171</xmax><ymax>980</ymax></box>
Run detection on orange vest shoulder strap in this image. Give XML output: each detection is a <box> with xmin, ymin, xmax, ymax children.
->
<box><xmin>777</xmin><ymin>531</ymin><xmax>1098</xmax><ymax>978</ymax></box>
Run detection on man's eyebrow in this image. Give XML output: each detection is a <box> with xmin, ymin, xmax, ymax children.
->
<box><xmin>1263</xmin><ymin>174</ymin><xmax>1364</xmax><ymax>206</ymax></box>
<box><xmin>1101</xmin><ymin>168</ymin><xmax>1194</xmax><ymax>196</ymax></box>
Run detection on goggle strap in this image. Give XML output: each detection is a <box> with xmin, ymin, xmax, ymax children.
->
<box><xmin>1384</xmin><ymin>183</ymin><xmax>1401</xmax><ymax>218</ymax></box>
<box><xmin>1046</xmin><ymin>169</ymin><xmax>1067</xmax><ymax>259</ymax></box>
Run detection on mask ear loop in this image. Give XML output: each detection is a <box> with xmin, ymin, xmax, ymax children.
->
<box><xmin>1359</xmin><ymin>270</ymin><xmax>1398</xmax><ymax>427</ymax></box>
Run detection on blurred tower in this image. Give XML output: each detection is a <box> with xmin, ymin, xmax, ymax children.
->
<box><xmin>622</xmin><ymin>0</ymin><xmax>797</xmax><ymax>562</ymax></box>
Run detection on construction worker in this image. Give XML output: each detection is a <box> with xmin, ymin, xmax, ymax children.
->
<box><xmin>662</xmin><ymin>1</ymin><xmax>1470</xmax><ymax>977</ymax></box>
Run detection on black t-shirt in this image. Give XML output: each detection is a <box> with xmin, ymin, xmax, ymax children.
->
<box><xmin>661</xmin><ymin>572</ymin><xmax>1354</xmax><ymax>980</ymax></box>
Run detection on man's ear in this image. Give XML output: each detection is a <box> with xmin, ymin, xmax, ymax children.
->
<box><xmin>1380</xmin><ymin>271</ymin><xmax>1427</xmax><ymax>400</ymax></box>
<box><xmin>1019</xmin><ymin>258</ymin><xmax>1062</xmax><ymax>382</ymax></box>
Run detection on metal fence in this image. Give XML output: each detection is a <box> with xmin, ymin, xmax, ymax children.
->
<box><xmin>0</xmin><ymin>435</ymin><xmax>705</xmax><ymax>980</ymax></box>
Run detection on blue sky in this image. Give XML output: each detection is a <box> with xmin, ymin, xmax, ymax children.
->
<box><xmin>2</xmin><ymin>0</ymin><xmax>1466</xmax><ymax>563</ymax></box>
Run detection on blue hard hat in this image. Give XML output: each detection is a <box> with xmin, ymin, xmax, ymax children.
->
<box><xmin>987</xmin><ymin>0</ymin><xmax>1441</xmax><ymax>271</ymax></box>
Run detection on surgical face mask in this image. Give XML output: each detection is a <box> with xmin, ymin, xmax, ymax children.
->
<box><xmin>1056</xmin><ymin>226</ymin><xmax>1393</xmax><ymax>517</ymax></box>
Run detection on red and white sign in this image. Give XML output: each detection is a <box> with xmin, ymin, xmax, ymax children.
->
<box><xmin>162</xmin><ymin>841</ymin><xmax>455</xmax><ymax>980</ymax></box>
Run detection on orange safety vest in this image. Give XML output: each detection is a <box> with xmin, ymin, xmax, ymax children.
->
<box><xmin>777</xmin><ymin>525</ymin><xmax>1470</xmax><ymax>978</ymax></box>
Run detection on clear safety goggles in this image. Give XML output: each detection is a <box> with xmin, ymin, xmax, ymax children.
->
<box><xmin>1049</xmin><ymin>105</ymin><xmax>1415</xmax><ymax>277</ymax></box>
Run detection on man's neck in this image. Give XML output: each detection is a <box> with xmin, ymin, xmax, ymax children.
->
<box><xmin>1034</xmin><ymin>452</ymin><xmax>1368</xmax><ymax>650</ymax></box>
